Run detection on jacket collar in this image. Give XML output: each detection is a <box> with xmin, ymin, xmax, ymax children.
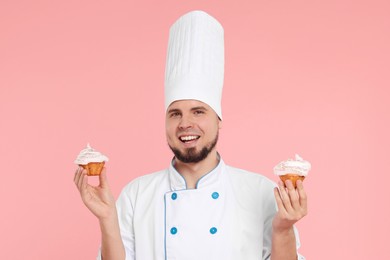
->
<box><xmin>168</xmin><ymin>155</ymin><xmax>225</xmax><ymax>191</ymax></box>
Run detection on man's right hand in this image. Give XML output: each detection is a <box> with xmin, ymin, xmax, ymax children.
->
<box><xmin>73</xmin><ymin>167</ymin><xmax>117</xmax><ymax>220</ymax></box>
<box><xmin>74</xmin><ymin>167</ymin><xmax>126</xmax><ymax>259</ymax></box>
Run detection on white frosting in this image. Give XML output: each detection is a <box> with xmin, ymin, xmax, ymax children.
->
<box><xmin>74</xmin><ymin>143</ymin><xmax>109</xmax><ymax>165</ymax></box>
<box><xmin>273</xmin><ymin>154</ymin><xmax>311</xmax><ymax>176</ymax></box>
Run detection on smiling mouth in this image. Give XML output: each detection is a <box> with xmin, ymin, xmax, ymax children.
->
<box><xmin>179</xmin><ymin>135</ymin><xmax>200</xmax><ymax>143</ymax></box>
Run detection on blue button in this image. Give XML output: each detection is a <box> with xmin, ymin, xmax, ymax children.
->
<box><xmin>210</xmin><ymin>227</ymin><xmax>217</xmax><ymax>234</ymax></box>
<box><xmin>171</xmin><ymin>193</ymin><xmax>177</xmax><ymax>200</ymax></box>
<box><xmin>211</xmin><ymin>192</ymin><xmax>219</xmax><ymax>199</ymax></box>
<box><xmin>170</xmin><ymin>227</ymin><xmax>178</xmax><ymax>235</ymax></box>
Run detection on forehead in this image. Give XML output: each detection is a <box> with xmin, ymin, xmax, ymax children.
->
<box><xmin>167</xmin><ymin>99</ymin><xmax>212</xmax><ymax>111</ymax></box>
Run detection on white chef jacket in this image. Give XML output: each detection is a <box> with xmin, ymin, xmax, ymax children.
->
<box><xmin>97</xmin><ymin>158</ymin><xmax>304</xmax><ymax>260</ymax></box>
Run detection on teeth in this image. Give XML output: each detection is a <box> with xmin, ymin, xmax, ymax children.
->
<box><xmin>180</xmin><ymin>136</ymin><xmax>199</xmax><ymax>141</ymax></box>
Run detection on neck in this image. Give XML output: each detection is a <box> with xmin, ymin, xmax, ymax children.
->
<box><xmin>174</xmin><ymin>150</ymin><xmax>219</xmax><ymax>189</ymax></box>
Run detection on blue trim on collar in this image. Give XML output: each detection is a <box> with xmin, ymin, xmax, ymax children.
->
<box><xmin>168</xmin><ymin>155</ymin><xmax>225</xmax><ymax>190</ymax></box>
<box><xmin>195</xmin><ymin>157</ymin><xmax>221</xmax><ymax>189</ymax></box>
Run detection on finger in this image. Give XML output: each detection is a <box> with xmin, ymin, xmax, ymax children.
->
<box><xmin>79</xmin><ymin>172</ymin><xmax>89</xmax><ymax>196</ymax></box>
<box><xmin>77</xmin><ymin>169</ymin><xmax>88</xmax><ymax>191</ymax></box>
<box><xmin>296</xmin><ymin>180</ymin><xmax>308</xmax><ymax>213</ymax></box>
<box><xmin>278</xmin><ymin>181</ymin><xmax>294</xmax><ymax>212</ymax></box>
<box><xmin>273</xmin><ymin>187</ymin><xmax>287</xmax><ymax>215</ymax></box>
<box><xmin>73</xmin><ymin>167</ymin><xmax>78</xmax><ymax>182</ymax></box>
<box><xmin>74</xmin><ymin>167</ymin><xmax>83</xmax><ymax>186</ymax></box>
<box><xmin>285</xmin><ymin>179</ymin><xmax>300</xmax><ymax>210</ymax></box>
<box><xmin>99</xmin><ymin>168</ymin><xmax>109</xmax><ymax>189</ymax></box>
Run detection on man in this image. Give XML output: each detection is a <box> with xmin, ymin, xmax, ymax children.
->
<box><xmin>74</xmin><ymin>10</ymin><xmax>307</xmax><ymax>260</ymax></box>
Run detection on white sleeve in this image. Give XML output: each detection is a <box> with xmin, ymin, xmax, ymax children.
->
<box><xmin>261</xmin><ymin>181</ymin><xmax>276</xmax><ymax>260</ymax></box>
<box><xmin>96</xmin><ymin>182</ymin><xmax>137</xmax><ymax>260</ymax></box>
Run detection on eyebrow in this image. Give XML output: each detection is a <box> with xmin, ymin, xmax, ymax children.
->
<box><xmin>167</xmin><ymin>106</ymin><xmax>208</xmax><ymax>114</ymax></box>
<box><xmin>167</xmin><ymin>108</ymin><xmax>181</xmax><ymax>114</ymax></box>
<box><xmin>190</xmin><ymin>106</ymin><xmax>208</xmax><ymax>111</ymax></box>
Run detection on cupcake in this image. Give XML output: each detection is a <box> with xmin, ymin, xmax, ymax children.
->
<box><xmin>273</xmin><ymin>154</ymin><xmax>311</xmax><ymax>188</ymax></box>
<box><xmin>74</xmin><ymin>143</ymin><xmax>109</xmax><ymax>176</ymax></box>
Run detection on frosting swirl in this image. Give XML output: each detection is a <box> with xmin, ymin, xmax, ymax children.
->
<box><xmin>74</xmin><ymin>143</ymin><xmax>109</xmax><ymax>165</ymax></box>
<box><xmin>273</xmin><ymin>154</ymin><xmax>311</xmax><ymax>176</ymax></box>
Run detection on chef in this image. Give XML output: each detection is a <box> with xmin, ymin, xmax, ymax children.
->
<box><xmin>74</xmin><ymin>10</ymin><xmax>307</xmax><ymax>260</ymax></box>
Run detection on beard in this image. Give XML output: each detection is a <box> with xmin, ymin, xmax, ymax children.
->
<box><xmin>169</xmin><ymin>132</ymin><xmax>218</xmax><ymax>163</ymax></box>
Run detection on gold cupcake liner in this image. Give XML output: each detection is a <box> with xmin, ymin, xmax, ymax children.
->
<box><xmin>80</xmin><ymin>162</ymin><xmax>105</xmax><ymax>176</ymax></box>
<box><xmin>279</xmin><ymin>174</ymin><xmax>305</xmax><ymax>188</ymax></box>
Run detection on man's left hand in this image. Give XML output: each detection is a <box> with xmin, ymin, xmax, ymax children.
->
<box><xmin>272</xmin><ymin>179</ymin><xmax>308</xmax><ymax>232</ymax></box>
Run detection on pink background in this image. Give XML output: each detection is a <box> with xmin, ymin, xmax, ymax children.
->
<box><xmin>1</xmin><ymin>0</ymin><xmax>389</xmax><ymax>259</ymax></box>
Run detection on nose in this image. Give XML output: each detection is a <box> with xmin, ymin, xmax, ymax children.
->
<box><xmin>178</xmin><ymin>114</ymin><xmax>193</xmax><ymax>130</ymax></box>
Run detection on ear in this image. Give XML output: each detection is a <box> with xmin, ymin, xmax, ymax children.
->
<box><xmin>218</xmin><ymin>119</ymin><xmax>223</xmax><ymax>129</ymax></box>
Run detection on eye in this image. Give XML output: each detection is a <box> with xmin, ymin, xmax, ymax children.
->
<box><xmin>194</xmin><ymin>110</ymin><xmax>205</xmax><ymax>115</ymax></box>
<box><xmin>169</xmin><ymin>112</ymin><xmax>181</xmax><ymax>118</ymax></box>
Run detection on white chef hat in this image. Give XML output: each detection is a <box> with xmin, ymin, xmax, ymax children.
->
<box><xmin>164</xmin><ymin>10</ymin><xmax>225</xmax><ymax>119</ymax></box>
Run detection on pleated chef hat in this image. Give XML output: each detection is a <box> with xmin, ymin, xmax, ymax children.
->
<box><xmin>164</xmin><ymin>10</ymin><xmax>224</xmax><ymax>119</ymax></box>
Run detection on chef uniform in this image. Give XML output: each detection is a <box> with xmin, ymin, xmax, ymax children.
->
<box><xmin>97</xmin><ymin>10</ymin><xmax>304</xmax><ymax>260</ymax></box>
